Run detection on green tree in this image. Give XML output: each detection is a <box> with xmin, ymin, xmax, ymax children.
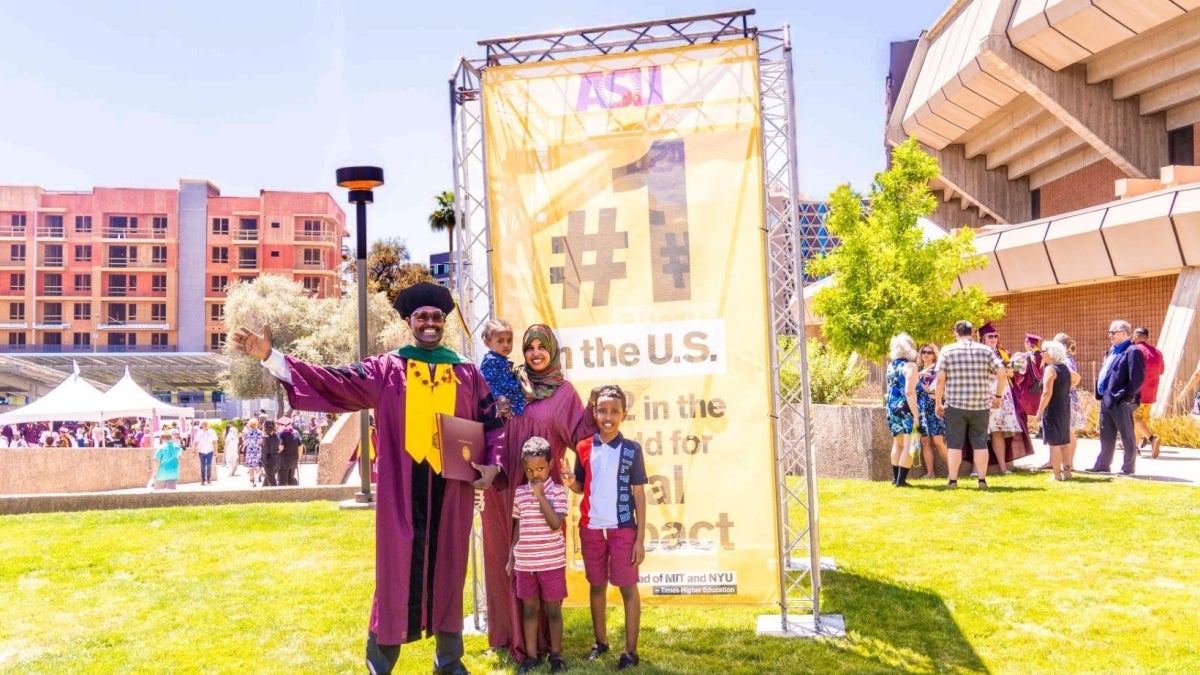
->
<box><xmin>365</xmin><ymin>237</ymin><xmax>432</xmax><ymax>305</ymax></box>
<box><xmin>428</xmin><ymin>190</ymin><xmax>456</xmax><ymax>259</ymax></box>
<box><xmin>808</xmin><ymin>138</ymin><xmax>1003</xmax><ymax>361</ymax></box>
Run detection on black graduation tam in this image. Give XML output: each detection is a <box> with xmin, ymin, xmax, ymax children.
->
<box><xmin>394</xmin><ymin>282</ymin><xmax>456</xmax><ymax>319</ymax></box>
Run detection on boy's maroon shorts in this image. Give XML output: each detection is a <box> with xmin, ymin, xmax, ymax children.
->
<box><xmin>579</xmin><ymin>527</ymin><xmax>639</xmax><ymax>587</ymax></box>
<box><xmin>515</xmin><ymin>567</ymin><xmax>567</xmax><ymax>602</ymax></box>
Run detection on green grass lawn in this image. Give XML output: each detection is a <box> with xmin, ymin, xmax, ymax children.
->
<box><xmin>2</xmin><ymin>473</ymin><xmax>1198</xmax><ymax>674</ymax></box>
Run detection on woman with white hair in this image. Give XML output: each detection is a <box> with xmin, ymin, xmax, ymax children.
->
<box><xmin>885</xmin><ymin>333</ymin><xmax>920</xmax><ymax>487</ymax></box>
<box><xmin>1034</xmin><ymin>340</ymin><xmax>1080</xmax><ymax>480</ymax></box>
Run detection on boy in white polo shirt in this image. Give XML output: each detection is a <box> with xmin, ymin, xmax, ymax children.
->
<box><xmin>563</xmin><ymin>384</ymin><xmax>647</xmax><ymax>670</ymax></box>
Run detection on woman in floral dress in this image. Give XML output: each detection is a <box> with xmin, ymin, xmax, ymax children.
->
<box><xmin>916</xmin><ymin>343</ymin><xmax>947</xmax><ymax>479</ymax></box>
<box><xmin>885</xmin><ymin>333</ymin><xmax>920</xmax><ymax>487</ymax></box>
<box><xmin>241</xmin><ymin>417</ymin><xmax>265</xmax><ymax>486</ymax></box>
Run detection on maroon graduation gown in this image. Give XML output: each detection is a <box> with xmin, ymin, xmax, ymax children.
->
<box><xmin>280</xmin><ymin>352</ymin><xmax>504</xmax><ymax>645</ymax></box>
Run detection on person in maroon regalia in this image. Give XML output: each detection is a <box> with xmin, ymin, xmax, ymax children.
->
<box><xmin>482</xmin><ymin>324</ymin><xmax>596</xmax><ymax>663</ymax></box>
<box><xmin>232</xmin><ymin>282</ymin><xmax>505</xmax><ymax>675</ymax></box>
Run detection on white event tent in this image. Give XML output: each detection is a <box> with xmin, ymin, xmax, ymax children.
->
<box><xmin>100</xmin><ymin>368</ymin><xmax>195</xmax><ymax>419</ymax></box>
<box><xmin>0</xmin><ymin>365</ymin><xmax>108</xmax><ymax>424</ymax></box>
<box><xmin>0</xmin><ymin>364</ymin><xmax>194</xmax><ymax>425</ymax></box>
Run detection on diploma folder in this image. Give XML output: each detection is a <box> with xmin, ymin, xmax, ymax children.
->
<box><xmin>435</xmin><ymin>414</ymin><xmax>485</xmax><ymax>483</ymax></box>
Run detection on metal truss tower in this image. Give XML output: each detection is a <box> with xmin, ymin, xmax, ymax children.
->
<box><xmin>448</xmin><ymin>8</ymin><xmax>825</xmax><ymax>635</ymax></box>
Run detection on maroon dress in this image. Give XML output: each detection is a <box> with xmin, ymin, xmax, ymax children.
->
<box><xmin>279</xmin><ymin>352</ymin><xmax>504</xmax><ymax>646</ymax></box>
<box><xmin>482</xmin><ymin>382</ymin><xmax>595</xmax><ymax>661</ymax></box>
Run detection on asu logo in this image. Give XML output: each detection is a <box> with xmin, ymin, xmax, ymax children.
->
<box><xmin>576</xmin><ymin>66</ymin><xmax>664</xmax><ymax>111</ymax></box>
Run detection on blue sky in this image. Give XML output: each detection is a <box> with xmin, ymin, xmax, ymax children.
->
<box><xmin>0</xmin><ymin>0</ymin><xmax>948</xmax><ymax>262</ymax></box>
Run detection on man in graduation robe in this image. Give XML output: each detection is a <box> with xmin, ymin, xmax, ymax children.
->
<box><xmin>232</xmin><ymin>282</ymin><xmax>504</xmax><ymax>675</ymax></box>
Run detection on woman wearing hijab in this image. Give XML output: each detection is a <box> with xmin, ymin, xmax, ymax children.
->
<box><xmin>481</xmin><ymin>324</ymin><xmax>597</xmax><ymax>664</ymax></box>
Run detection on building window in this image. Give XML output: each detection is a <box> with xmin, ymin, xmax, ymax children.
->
<box><xmin>1031</xmin><ymin>188</ymin><xmax>1041</xmax><ymax>221</ymax></box>
<box><xmin>302</xmin><ymin>276</ymin><xmax>321</xmax><ymax>293</ymax></box>
<box><xmin>8</xmin><ymin>303</ymin><xmax>24</xmax><ymax>321</ymax></box>
<box><xmin>239</xmin><ymin>217</ymin><xmax>258</xmax><ymax>231</ymax></box>
<box><xmin>45</xmin><ymin>244</ymin><xmax>64</xmax><ymax>266</ymax></box>
<box><xmin>44</xmin><ymin>215</ymin><xmax>64</xmax><ymax>236</ymax></box>
<box><xmin>270</xmin><ymin>250</ymin><xmax>280</xmax><ymax>257</ymax></box>
<box><xmin>10</xmin><ymin>244</ymin><xmax>24</xmax><ymax>263</ymax></box>
<box><xmin>11</xmin><ymin>214</ymin><xmax>27</xmax><ymax>232</ymax></box>
<box><xmin>271</xmin><ymin>221</ymin><xmax>280</xmax><ymax>229</ymax></box>
<box><xmin>210</xmin><ymin>332</ymin><xmax>226</xmax><ymax>350</ymax></box>
<box><xmin>73</xmin><ymin>332</ymin><xmax>90</xmax><ymax>347</ymax></box>
<box><xmin>43</xmin><ymin>332</ymin><xmax>62</xmax><ymax>347</ymax></box>
<box><xmin>43</xmin><ymin>302</ymin><xmax>63</xmax><ymax>323</ymax></box>
<box><xmin>211</xmin><ymin>303</ymin><xmax>224</xmax><ymax>321</ymax></box>
<box><xmin>127</xmin><ymin>304</ymin><xmax>138</xmax><ymax>322</ymax></box>
<box><xmin>152</xmin><ymin>303</ymin><xmax>166</xmax><ymax>321</ymax></box>
<box><xmin>73</xmin><ymin>273</ymin><xmax>91</xmax><ymax>292</ymax></box>
<box><xmin>211</xmin><ymin>275</ymin><xmax>228</xmax><ymax>293</ymax></box>
<box><xmin>238</xmin><ymin>276</ymin><xmax>255</xmax><ymax>284</ymax></box>
<box><xmin>303</xmin><ymin>218</ymin><xmax>322</xmax><ymax>235</ymax></box>
<box><xmin>211</xmin><ymin>246</ymin><xmax>229</xmax><ymax>264</ymax></box>
<box><xmin>212</xmin><ymin>217</ymin><xmax>229</xmax><ymax>235</ymax></box>
<box><xmin>9</xmin><ymin>333</ymin><xmax>26</xmax><ymax>346</ymax></box>
<box><xmin>303</xmin><ymin>248</ymin><xmax>322</xmax><ymax>266</ymax></box>
<box><xmin>237</xmin><ymin>248</ymin><xmax>257</xmax><ymax>269</ymax></box>
<box><xmin>152</xmin><ymin>333</ymin><xmax>169</xmax><ymax>347</ymax></box>
<box><xmin>10</xmin><ymin>273</ymin><xmax>25</xmax><ymax>292</ymax></box>
<box><xmin>152</xmin><ymin>246</ymin><xmax>167</xmax><ymax>264</ymax></box>
<box><xmin>74</xmin><ymin>302</ymin><xmax>91</xmax><ymax>320</ymax></box>
<box><xmin>108</xmin><ymin>215</ymin><xmax>137</xmax><ymax>233</ymax></box>
<box><xmin>74</xmin><ymin>244</ymin><xmax>92</xmax><ymax>262</ymax></box>
<box><xmin>152</xmin><ymin>274</ymin><xmax>167</xmax><ymax>293</ymax></box>
<box><xmin>75</xmin><ymin>215</ymin><xmax>92</xmax><ymax>233</ymax></box>
<box><xmin>1168</xmin><ymin>125</ymin><xmax>1196</xmax><ymax>166</ymax></box>
<box><xmin>44</xmin><ymin>273</ymin><xmax>63</xmax><ymax>296</ymax></box>
<box><xmin>152</xmin><ymin>216</ymin><xmax>168</xmax><ymax>233</ymax></box>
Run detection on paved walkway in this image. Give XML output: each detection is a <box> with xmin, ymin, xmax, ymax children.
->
<box><xmin>1011</xmin><ymin>436</ymin><xmax>1200</xmax><ymax>485</ymax></box>
<box><xmin>108</xmin><ymin>461</ymin><xmax>329</xmax><ymax>495</ymax></box>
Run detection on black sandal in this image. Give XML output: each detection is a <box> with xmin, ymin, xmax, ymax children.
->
<box><xmin>977</xmin><ymin>479</ymin><xmax>988</xmax><ymax>490</ymax></box>
<box><xmin>947</xmin><ymin>479</ymin><xmax>957</xmax><ymax>489</ymax></box>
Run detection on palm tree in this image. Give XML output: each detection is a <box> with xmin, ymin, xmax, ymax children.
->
<box><xmin>428</xmin><ymin>190</ymin><xmax>457</xmax><ymax>264</ymax></box>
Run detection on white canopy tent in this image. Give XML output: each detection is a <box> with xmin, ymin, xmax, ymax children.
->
<box><xmin>0</xmin><ymin>366</ymin><xmax>108</xmax><ymax>425</ymax></box>
<box><xmin>0</xmin><ymin>365</ymin><xmax>195</xmax><ymax>425</ymax></box>
<box><xmin>99</xmin><ymin>368</ymin><xmax>195</xmax><ymax>419</ymax></box>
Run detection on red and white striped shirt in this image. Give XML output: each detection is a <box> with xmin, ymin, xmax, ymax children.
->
<box><xmin>511</xmin><ymin>481</ymin><xmax>568</xmax><ymax>572</ymax></box>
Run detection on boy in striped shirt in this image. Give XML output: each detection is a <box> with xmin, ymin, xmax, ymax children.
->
<box><xmin>508</xmin><ymin>436</ymin><xmax>569</xmax><ymax>674</ymax></box>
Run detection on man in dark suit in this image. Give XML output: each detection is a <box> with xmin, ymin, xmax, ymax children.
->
<box><xmin>1087</xmin><ymin>320</ymin><xmax>1145</xmax><ymax>475</ymax></box>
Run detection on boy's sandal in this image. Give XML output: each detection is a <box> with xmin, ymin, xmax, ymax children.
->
<box><xmin>616</xmin><ymin>652</ymin><xmax>640</xmax><ymax>670</ymax></box>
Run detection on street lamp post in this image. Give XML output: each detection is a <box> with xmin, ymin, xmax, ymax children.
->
<box><xmin>336</xmin><ymin>165</ymin><xmax>384</xmax><ymax>504</ymax></box>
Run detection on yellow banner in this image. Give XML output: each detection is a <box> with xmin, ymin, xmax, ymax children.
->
<box><xmin>484</xmin><ymin>39</ymin><xmax>778</xmax><ymax>605</ymax></box>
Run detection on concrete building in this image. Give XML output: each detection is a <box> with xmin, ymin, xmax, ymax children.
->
<box><xmin>885</xmin><ymin>0</ymin><xmax>1200</xmax><ymax>413</ymax></box>
<box><xmin>0</xmin><ymin>181</ymin><xmax>345</xmax><ymax>402</ymax></box>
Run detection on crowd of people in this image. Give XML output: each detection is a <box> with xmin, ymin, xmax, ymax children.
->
<box><xmin>148</xmin><ymin>412</ymin><xmax>330</xmax><ymax>490</ymax></box>
<box><xmin>231</xmin><ymin>282</ymin><xmax>647</xmax><ymax>674</ymax></box>
<box><xmin>884</xmin><ymin>319</ymin><xmax>1166</xmax><ymax>488</ymax></box>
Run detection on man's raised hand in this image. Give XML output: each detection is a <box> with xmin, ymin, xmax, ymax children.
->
<box><xmin>232</xmin><ymin>324</ymin><xmax>273</xmax><ymax>361</ymax></box>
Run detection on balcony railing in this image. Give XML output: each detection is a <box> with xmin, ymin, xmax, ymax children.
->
<box><xmin>100</xmin><ymin>228</ymin><xmax>167</xmax><ymax>240</ymax></box>
<box><xmin>233</xmin><ymin>230</ymin><xmax>259</xmax><ymax>242</ymax></box>
<box><xmin>295</xmin><ymin>260</ymin><xmax>327</xmax><ymax>270</ymax></box>
<box><xmin>0</xmin><ymin>226</ymin><xmax>28</xmax><ymax>238</ymax></box>
<box><xmin>97</xmin><ymin>322</ymin><xmax>168</xmax><ymax>330</ymax></box>
<box><xmin>0</xmin><ymin>256</ymin><xmax>25</xmax><ymax>267</ymax></box>
<box><xmin>236</xmin><ymin>260</ymin><xmax>259</xmax><ymax>270</ymax></box>
<box><xmin>35</xmin><ymin>227</ymin><xmax>66</xmax><ymax>238</ymax></box>
<box><xmin>0</xmin><ymin>344</ymin><xmax>179</xmax><ymax>354</ymax></box>
<box><xmin>295</xmin><ymin>231</ymin><xmax>335</xmax><ymax>243</ymax></box>
<box><xmin>38</xmin><ymin>257</ymin><xmax>64</xmax><ymax>268</ymax></box>
<box><xmin>41</xmin><ymin>286</ymin><xmax>63</xmax><ymax>296</ymax></box>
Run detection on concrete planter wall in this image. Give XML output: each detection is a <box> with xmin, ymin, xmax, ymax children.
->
<box><xmin>784</xmin><ymin>403</ymin><xmax>955</xmax><ymax>480</ymax></box>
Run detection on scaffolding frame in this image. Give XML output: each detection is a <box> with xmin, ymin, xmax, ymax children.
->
<box><xmin>448</xmin><ymin>8</ymin><xmax>820</xmax><ymax>634</ymax></box>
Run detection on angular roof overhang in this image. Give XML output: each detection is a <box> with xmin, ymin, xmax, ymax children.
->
<box><xmin>888</xmin><ymin>1</ymin><xmax>1200</xmax><ymax>223</ymax></box>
